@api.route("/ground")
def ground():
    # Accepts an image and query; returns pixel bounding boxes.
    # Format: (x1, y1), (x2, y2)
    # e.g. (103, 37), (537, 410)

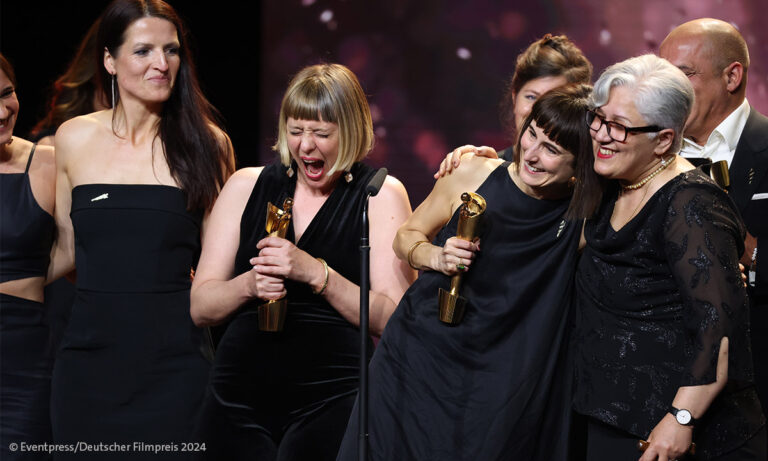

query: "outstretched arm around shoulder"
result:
(433, 144), (499, 179)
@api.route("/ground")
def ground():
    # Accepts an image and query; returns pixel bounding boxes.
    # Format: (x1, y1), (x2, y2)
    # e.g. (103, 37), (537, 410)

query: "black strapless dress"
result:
(337, 162), (580, 461)
(51, 185), (210, 459)
(197, 162), (376, 461)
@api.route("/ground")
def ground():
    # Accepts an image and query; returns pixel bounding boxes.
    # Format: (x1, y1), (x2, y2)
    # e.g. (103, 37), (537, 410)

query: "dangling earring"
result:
(286, 164), (294, 178)
(344, 171), (353, 183)
(110, 74), (117, 109)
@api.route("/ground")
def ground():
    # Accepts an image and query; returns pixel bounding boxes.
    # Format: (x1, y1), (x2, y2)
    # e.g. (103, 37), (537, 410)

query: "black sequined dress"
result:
(573, 169), (765, 458)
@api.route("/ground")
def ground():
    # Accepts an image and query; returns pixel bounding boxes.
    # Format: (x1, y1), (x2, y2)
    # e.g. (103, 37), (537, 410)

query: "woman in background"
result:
(0, 53), (56, 460)
(438, 33), (592, 174)
(497, 33), (593, 160)
(31, 18), (108, 146)
(49, 0), (234, 455)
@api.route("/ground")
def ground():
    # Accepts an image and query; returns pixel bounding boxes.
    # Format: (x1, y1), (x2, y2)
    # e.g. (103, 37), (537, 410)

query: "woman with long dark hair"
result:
(48, 0), (234, 454)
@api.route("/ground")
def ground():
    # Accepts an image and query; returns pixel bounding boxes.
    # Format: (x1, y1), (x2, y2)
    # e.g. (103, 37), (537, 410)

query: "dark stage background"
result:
(3, 0), (768, 204)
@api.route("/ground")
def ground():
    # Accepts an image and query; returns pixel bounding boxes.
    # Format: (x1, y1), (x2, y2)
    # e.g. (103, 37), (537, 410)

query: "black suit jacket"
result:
(730, 107), (768, 296)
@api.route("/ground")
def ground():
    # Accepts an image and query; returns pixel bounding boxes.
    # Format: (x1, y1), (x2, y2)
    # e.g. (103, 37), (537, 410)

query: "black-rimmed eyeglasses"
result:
(586, 109), (663, 143)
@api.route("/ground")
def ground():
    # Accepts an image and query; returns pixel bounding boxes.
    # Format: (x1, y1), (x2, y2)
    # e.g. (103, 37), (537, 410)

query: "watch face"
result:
(676, 409), (692, 425)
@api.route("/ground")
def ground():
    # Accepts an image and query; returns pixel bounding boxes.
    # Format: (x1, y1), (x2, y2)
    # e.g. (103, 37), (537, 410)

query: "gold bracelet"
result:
(313, 258), (329, 295)
(407, 240), (429, 270)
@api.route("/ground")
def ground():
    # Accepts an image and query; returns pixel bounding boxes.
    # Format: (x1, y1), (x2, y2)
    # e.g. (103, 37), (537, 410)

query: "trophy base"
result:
(438, 288), (466, 325)
(258, 298), (287, 331)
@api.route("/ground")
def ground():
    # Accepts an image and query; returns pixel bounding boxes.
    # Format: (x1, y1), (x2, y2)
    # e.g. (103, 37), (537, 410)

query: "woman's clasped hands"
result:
(249, 236), (328, 300)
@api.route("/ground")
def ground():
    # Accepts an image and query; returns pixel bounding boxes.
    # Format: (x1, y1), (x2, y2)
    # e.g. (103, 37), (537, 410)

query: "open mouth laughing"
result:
(301, 156), (325, 179)
(524, 161), (545, 173)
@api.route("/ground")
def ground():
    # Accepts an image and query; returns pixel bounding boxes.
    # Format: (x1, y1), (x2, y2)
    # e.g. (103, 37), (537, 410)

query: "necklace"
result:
(622, 181), (652, 224)
(622, 155), (675, 190)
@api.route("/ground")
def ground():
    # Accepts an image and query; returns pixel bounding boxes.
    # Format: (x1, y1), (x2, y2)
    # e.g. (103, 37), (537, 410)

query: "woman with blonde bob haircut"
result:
(190, 63), (414, 460)
(273, 63), (374, 176)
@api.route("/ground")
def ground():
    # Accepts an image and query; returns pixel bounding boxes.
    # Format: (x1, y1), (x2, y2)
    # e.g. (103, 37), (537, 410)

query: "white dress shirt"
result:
(679, 98), (751, 168)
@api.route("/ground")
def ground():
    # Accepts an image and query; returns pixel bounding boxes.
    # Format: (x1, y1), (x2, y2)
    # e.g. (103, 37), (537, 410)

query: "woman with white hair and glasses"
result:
(572, 54), (766, 460)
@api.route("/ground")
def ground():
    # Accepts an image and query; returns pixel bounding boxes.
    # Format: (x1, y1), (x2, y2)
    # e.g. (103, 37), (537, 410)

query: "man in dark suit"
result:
(661, 17), (768, 433)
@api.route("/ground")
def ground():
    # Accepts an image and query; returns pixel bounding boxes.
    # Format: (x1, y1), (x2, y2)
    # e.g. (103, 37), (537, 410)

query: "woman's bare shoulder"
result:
(55, 111), (110, 148)
(438, 154), (502, 191)
(220, 166), (264, 195)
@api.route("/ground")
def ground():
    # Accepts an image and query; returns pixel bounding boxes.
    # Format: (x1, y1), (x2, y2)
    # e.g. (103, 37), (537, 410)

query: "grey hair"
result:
(591, 54), (694, 152)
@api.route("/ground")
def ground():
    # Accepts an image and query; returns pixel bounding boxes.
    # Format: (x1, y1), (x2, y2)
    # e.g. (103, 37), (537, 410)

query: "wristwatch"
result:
(669, 406), (696, 426)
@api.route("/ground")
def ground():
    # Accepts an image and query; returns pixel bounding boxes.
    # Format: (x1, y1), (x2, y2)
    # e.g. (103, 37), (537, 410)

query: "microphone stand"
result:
(359, 168), (387, 461)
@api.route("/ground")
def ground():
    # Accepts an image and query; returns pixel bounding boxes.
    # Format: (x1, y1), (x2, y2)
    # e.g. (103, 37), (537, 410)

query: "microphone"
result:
(359, 166), (387, 461)
(365, 168), (388, 196)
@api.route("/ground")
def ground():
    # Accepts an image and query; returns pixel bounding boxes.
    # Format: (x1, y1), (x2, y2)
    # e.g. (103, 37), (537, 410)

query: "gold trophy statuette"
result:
(258, 197), (294, 332)
(438, 191), (486, 325)
(710, 160), (730, 190)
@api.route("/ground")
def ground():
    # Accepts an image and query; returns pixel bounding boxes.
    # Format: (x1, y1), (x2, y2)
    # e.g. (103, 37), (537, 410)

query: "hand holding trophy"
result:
(258, 197), (294, 331)
(437, 191), (486, 325)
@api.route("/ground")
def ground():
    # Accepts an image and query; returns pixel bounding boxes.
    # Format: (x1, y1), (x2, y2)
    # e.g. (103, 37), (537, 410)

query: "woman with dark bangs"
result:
(48, 0), (234, 454)
(189, 63), (414, 460)
(337, 84), (602, 461)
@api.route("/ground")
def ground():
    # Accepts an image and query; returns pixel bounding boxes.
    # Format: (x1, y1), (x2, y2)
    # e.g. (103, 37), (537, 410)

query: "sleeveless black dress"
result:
(51, 184), (210, 459)
(0, 146), (55, 460)
(337, 162), (580, 461)
(197, 162), (376, 461)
